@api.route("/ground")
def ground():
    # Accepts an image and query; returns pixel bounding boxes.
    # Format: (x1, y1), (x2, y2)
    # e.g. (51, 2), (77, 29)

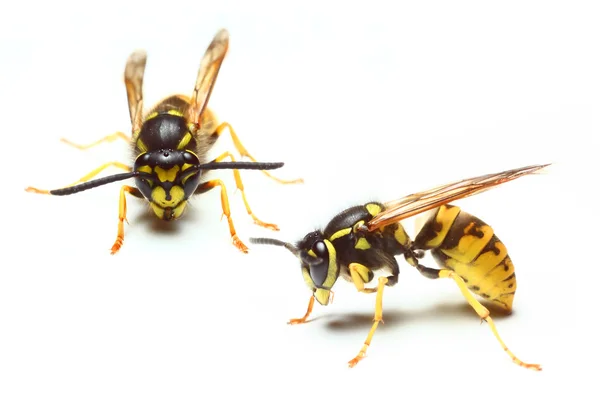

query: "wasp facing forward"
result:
(26, 29), (302, 254)
(251, 164), (548, 370)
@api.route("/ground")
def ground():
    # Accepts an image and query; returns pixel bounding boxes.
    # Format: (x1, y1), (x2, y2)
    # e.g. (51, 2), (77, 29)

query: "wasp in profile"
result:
(26, 29), (302, 254)
(251, 164), (548, 370)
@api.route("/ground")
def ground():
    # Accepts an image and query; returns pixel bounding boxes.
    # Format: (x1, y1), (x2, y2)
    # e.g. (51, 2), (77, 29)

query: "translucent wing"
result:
(124, 50), (147, 134)
(185, 29), (229, 126)
(367, 163), (550, 231)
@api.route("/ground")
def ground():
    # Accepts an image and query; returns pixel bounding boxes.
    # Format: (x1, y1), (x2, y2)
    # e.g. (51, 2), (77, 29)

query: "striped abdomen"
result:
(413, 204), (517, 312)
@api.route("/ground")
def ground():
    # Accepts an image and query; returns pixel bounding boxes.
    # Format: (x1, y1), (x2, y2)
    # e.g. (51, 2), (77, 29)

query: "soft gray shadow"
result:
(321, 300), (513, 334)
(131, 209), (184, 234)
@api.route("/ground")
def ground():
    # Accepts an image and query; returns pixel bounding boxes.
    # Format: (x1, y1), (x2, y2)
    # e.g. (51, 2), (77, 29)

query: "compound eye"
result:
(135, 176), (153, 200)
(312, 241), (327, 258)
(183, 151), (199, 165)
(308, 240), (330, 287)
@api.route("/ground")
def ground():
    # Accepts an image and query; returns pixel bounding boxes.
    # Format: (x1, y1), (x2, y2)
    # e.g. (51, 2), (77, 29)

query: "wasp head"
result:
(250, 231), (340, 306)
(133, 150), (202, 221)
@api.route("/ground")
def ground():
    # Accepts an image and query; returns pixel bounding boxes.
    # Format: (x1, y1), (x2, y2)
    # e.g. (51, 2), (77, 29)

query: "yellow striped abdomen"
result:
(413, 205), (517, 312)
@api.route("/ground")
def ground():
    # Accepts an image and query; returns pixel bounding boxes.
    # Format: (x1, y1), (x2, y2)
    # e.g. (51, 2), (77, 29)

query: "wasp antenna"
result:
(299, 250), (324, 266)
(249, 237), (286, 246)
(35, 172), (143, 196)
(195, 161), (284, 172)
(249, 237), (300, 255)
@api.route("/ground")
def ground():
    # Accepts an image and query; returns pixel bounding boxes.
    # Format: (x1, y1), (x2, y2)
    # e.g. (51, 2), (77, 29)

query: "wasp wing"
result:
(124, 50), (147, 134)
(366, 163), (550, 231)
(185, 29), (229, 126)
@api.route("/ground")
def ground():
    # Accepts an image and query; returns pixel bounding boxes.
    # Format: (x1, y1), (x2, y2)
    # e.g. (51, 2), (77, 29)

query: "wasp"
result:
(251, 163), (549, 370)
(26, 29), (302, 254)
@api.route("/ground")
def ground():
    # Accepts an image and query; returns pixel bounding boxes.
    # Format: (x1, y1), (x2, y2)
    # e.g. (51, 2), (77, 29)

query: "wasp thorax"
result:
(133, 150), (202, 221)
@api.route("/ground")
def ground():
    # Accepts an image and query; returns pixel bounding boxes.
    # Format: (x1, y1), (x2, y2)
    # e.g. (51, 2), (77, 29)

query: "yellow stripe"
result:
(136, 139), (148, 153)
(365, 203), (382, 217)
(442, 224), (495, 263)
(302, 266), (316, 291)
(355, 238), (371, 250)
(167, 109), (184, 117)
(321, 240), (338, 290)
(330, 227), (351, 241)
(144, 111), (159, 121)
(177, 132), (193, 150)
(393, 224), (410, 247)
(425, 205), (461, 248)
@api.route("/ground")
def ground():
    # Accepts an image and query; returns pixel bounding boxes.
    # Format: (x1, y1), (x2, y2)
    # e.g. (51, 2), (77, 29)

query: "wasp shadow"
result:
(318, 300), (513, 334)
(131, 207), (186, 235)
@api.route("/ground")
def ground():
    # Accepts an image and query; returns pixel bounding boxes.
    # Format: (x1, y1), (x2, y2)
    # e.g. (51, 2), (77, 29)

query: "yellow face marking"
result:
(424, 205), (462, 248)
(314, 288), (331, 306)
(172, 201), (187, 219)
(151, 186), (185, 208)
(355, 238), (371, 250)
(177, 132), (193, 150)
(320, 240), (338, 290)
(301, 266), (316, 291)
(150, 200), (188, 220)
(137, 165), (152, 174)
(330, 227), (351, 242)
(154, 166), (180, 182)
(365, 203), (382, 217)
(182, 163), (194, 171)
(303, 240), (338, 303)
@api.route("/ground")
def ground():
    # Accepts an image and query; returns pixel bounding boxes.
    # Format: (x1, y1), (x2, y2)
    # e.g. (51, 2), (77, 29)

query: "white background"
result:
(1, 1), (597, 402)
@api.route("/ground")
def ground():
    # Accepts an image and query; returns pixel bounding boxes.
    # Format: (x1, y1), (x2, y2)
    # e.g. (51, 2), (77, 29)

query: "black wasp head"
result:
(249, 230), (340, 306)
(132, 150), (202, 221)
(295, 231), (339, 305)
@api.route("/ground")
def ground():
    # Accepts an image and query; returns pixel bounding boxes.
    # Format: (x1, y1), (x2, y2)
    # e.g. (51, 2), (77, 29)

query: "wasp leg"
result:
(195, 179), (248, 253)
(111, 185), (142, 255)
(288, 295), (315, 325)
(349, 262), (378, 293)
(26, 162), (132, 194)
(211, 151), (279, 231)
(418, 266), (541, 371)
(214, 122), (304, 185)
(348, 275), (389, 368)
(60, 131), (129, 150)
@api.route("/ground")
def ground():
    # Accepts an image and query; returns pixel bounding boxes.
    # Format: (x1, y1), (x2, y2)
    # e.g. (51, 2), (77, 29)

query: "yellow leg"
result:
(215, 122), (304, 185)
(438, 269), (542, 371)
(348, 276), (389, 368)
(349, 263), (378, 293)
(196, 179), (248, 253)
(25, 162), (132, 194)
(61, 131), (129, 150)
(110, 185), (137, 255)
(212, 151), (279, 231)
(288, 295), (315, 325)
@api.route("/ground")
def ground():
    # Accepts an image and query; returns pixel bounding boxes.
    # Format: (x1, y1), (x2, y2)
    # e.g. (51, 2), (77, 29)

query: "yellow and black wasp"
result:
(251, 163), (549, 370)
(26, 28), (302, 254)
